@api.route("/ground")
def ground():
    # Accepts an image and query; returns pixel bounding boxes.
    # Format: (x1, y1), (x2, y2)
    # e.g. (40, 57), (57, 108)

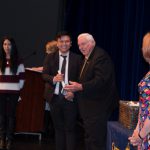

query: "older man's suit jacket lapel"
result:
(79, 48), (95, 81)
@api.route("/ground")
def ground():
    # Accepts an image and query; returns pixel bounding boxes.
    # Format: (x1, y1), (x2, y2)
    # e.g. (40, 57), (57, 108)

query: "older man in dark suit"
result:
(64, 33), (119, 150)
(42, 31), (81, 150)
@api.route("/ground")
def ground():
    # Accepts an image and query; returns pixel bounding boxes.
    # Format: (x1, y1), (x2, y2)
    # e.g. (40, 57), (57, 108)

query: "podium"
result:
(15, 69), (45, 140)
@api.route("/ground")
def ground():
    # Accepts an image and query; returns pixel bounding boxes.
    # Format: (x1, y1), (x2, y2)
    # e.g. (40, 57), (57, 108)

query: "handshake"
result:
(64, 81), (83, 92)
(55, 70), (83, 93)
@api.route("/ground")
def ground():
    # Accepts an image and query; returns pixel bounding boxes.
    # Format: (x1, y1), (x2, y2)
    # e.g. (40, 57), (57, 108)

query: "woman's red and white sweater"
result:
(0, 59), (25, 94)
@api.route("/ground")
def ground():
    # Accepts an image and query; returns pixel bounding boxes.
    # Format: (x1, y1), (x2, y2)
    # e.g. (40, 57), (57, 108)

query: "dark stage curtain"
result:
(63, 0), (150, 100)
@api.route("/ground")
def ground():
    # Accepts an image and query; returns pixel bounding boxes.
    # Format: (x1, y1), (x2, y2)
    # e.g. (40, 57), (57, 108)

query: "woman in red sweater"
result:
(0, 36), (25, 150)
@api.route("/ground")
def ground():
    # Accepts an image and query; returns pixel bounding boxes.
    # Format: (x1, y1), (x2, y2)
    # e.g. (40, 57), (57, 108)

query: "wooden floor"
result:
(12, 126), (84, 150)
(12, 135), (84, 150)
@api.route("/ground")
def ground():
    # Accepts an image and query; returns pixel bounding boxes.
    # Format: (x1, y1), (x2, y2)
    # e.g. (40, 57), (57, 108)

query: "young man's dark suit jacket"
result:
(42, 50), (82, 150)
(77, 46), (119, 150)
(42, 51), (82, 103)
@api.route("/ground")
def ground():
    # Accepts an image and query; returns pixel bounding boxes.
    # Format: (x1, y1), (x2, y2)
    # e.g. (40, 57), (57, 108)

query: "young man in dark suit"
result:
(64, 33), (119, 150)
(42, 31), (81, 150)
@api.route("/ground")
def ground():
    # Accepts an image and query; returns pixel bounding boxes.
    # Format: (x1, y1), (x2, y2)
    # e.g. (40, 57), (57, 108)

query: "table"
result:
(15, 69), (45, 140)
(107, 121), (136, 150)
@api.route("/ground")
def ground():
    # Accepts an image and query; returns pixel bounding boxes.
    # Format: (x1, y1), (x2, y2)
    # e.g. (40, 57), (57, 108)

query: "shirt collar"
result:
(59, 51), (69, 57)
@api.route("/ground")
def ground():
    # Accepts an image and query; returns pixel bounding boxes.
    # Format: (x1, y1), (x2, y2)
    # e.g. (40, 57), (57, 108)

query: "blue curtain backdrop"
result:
(63, 0), (150, 101)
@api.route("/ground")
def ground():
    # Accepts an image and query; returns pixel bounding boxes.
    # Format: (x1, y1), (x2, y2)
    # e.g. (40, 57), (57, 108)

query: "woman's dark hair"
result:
(0, 36), (19, 74)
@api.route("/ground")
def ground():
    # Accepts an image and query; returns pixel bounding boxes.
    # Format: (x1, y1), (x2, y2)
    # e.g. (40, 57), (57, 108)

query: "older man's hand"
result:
(64, 81), (83, 92)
